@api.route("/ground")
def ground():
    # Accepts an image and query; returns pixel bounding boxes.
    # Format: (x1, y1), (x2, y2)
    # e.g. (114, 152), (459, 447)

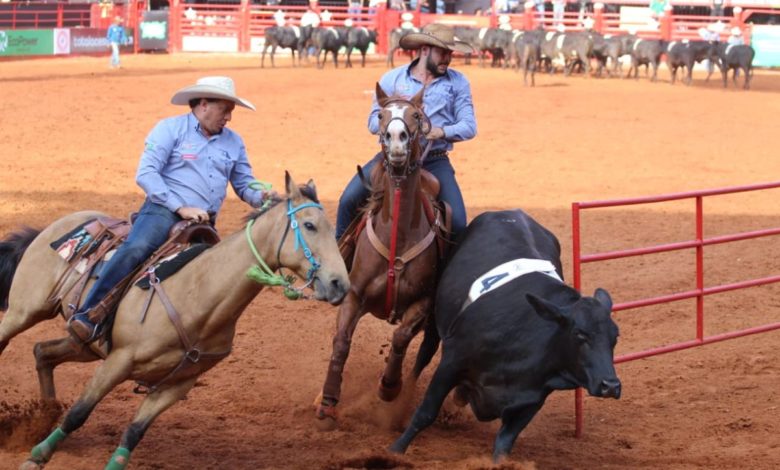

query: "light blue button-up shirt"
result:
(367, 59), (477, 153)
(136, 113), (263, 214)
(106, 24), (127, 45)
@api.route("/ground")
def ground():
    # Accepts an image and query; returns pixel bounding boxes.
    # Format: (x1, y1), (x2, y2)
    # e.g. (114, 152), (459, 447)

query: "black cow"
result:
(311, 27), (348, 69)
(387, 27), (416, 68)
(512, 30), (543, 86)
(472, 27), (513, 68)
(539, 31), (593, 76)
(390, 209), (621, 462)
(714, 43), (755, 90)
(345, 27), (377, 68)
(454, 26), (479, 65)
(261, 25), (314, 68)
(626, 38), (665, 82)
(666, 40), (717, 85)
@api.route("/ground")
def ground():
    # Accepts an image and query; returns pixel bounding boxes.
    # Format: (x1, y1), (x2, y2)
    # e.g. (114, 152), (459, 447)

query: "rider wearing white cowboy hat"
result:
(728, 26), (745, 45)
(67, 76), (274, 343)
(335, 23), (477, 245)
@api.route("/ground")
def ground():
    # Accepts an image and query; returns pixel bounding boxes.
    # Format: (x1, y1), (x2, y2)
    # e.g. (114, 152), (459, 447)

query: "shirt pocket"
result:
(212, 151), (235, 175)
(425, 84), (454, 116)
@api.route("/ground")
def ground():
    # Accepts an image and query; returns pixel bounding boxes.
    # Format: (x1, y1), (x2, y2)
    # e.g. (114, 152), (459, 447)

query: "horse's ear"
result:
(375, 82), (389, 107)
(411, 85), (425, 108)
(306, 178), (317, 198)
(285, 171), (301, 199)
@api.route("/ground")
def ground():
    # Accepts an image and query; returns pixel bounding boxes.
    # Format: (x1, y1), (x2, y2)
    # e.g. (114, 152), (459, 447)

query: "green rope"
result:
(104, 447), (131, 470)
(244, 207), (301, 300)
(249, 180), (273, 211)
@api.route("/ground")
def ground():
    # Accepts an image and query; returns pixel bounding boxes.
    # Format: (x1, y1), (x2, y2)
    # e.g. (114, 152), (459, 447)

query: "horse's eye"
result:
(413, 112), (419, 119)
(304, 221), (316, 232)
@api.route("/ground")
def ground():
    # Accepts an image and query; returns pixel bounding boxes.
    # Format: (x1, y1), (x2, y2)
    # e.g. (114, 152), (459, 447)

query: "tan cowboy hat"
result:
(171, 76), (255, 111)
(399, 23), (474, 54)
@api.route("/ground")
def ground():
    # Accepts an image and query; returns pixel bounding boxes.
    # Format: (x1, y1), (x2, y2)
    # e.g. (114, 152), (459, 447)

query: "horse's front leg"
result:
(316, 291), (364, 428)
(378, 296), (431, 402)
(102, 377), (197, 470)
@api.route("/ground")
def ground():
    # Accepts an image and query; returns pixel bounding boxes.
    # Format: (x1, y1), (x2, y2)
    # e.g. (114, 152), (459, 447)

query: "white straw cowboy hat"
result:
(171, 76), (256, 111)
(399, 23), (474, 54)
(731, 26), (742, 36)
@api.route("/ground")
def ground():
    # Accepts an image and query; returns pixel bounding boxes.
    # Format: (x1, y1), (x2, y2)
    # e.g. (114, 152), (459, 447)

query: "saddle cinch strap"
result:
(133, 268), (231, 395)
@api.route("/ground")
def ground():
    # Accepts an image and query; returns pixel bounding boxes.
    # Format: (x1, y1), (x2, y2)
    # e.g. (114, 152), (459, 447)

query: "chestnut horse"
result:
(0, 173), (349, 470)
(315, 84), (447, 427)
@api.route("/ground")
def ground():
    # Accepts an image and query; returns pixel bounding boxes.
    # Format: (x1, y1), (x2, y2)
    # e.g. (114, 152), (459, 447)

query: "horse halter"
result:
(245, 199), (323, 300)
(379, 99), (432, 181)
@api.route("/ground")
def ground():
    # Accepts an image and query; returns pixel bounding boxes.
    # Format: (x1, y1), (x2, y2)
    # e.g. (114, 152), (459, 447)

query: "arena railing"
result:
(571, 181), (780, 437)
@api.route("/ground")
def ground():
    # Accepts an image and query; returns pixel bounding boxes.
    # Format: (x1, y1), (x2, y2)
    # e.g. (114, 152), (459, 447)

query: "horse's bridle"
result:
(245, 198), (323, 300)
(379, 98), (432, 182)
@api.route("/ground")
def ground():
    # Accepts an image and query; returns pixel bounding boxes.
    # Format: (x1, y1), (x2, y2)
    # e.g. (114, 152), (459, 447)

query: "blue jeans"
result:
(110, 42), (121, 68)
(78, 200), (181, 313)
(336, 152), (467, 242)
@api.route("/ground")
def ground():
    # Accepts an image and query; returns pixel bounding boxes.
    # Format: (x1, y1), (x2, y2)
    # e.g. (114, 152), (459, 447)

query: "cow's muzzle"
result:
(600, 378), (622, 399)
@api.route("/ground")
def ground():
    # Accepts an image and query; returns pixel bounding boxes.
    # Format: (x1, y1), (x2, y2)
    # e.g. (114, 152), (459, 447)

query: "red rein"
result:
(385, 186), (402, 317)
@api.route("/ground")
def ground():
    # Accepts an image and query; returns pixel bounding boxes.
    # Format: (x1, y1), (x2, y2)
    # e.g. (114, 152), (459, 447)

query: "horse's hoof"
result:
(378, 376), (402, 402)
(314, 404), (338, 432)
(19, 460), (43, 470)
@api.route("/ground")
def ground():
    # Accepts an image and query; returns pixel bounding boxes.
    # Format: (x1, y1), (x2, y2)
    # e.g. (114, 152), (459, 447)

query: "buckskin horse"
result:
(315, 84), (448, 428)
(0, 173), (349, 470)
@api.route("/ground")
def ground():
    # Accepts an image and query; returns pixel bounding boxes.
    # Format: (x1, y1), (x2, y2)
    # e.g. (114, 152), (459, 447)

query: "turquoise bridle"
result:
(245, 197), (324, 300)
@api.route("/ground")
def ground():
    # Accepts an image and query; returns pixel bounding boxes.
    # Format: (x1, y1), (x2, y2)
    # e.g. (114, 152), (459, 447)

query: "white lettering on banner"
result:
(0, 31), (8, 53)
(460, 258), (562, 312)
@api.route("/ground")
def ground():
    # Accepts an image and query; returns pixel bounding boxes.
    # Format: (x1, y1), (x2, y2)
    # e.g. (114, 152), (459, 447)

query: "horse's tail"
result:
(0, 227), (40, 311)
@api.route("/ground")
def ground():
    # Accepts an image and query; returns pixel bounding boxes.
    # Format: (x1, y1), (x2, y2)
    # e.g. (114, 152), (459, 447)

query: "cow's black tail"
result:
(0, 227), (40, 311)
(412, 314), (441, 379)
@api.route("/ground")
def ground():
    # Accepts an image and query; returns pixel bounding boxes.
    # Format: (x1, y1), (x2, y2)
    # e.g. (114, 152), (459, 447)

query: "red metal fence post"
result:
(56, 1), (64, 28)
(593, 2), (604, 33)
(696, 196), (704, 341)
(660, 5), (673, 41)
(240, 0), (250, 53)
(169, 0), (181, 53)
(572, 202), (585, 438)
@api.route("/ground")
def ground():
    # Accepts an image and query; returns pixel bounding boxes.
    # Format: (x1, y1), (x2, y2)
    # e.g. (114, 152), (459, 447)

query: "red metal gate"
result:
(571, 181), (780, 436)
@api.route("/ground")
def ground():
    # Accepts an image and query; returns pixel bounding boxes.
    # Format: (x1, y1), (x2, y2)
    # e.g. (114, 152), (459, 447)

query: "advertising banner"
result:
(0, 29), (54, 56)
(139, 10), (169, 51)
(54, 28), (71, 55)
(70, 28), (134, 54)
(751, 25), (780, 67)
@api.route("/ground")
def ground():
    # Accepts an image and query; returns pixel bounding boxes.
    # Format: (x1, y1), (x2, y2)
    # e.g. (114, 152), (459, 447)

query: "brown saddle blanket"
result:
(49, 215), (220, 329)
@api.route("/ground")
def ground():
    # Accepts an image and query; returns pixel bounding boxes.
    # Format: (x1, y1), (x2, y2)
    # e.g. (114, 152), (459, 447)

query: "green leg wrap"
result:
(30, 427), (67, 463)
(104, 447), (131, 470)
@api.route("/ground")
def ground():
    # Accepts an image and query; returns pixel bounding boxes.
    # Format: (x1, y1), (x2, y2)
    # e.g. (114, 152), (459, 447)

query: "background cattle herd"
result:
(261, 23), (755, 89)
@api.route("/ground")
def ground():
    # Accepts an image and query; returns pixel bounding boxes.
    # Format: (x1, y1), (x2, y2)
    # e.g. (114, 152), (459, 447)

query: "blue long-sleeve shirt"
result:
(106, 24), (127, 45)
(368, 59), (477, 153)
(136, 113), (263, 214)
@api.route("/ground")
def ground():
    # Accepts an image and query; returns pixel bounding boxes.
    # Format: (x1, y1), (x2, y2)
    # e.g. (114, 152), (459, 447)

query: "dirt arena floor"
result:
(1, 53), (779, 469)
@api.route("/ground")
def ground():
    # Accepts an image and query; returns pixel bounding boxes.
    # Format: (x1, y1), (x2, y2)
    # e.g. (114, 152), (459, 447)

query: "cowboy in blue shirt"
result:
(68, 77), (277, 343)
(336, 23), (477, 243)
(106, 16), (128, 69)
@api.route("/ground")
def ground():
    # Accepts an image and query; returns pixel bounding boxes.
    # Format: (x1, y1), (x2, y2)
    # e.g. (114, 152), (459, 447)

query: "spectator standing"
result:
(106, 16), (128, 69)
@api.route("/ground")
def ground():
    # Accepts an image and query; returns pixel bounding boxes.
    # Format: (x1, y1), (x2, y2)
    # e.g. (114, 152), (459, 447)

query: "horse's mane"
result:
(244, 184), (320, 222)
